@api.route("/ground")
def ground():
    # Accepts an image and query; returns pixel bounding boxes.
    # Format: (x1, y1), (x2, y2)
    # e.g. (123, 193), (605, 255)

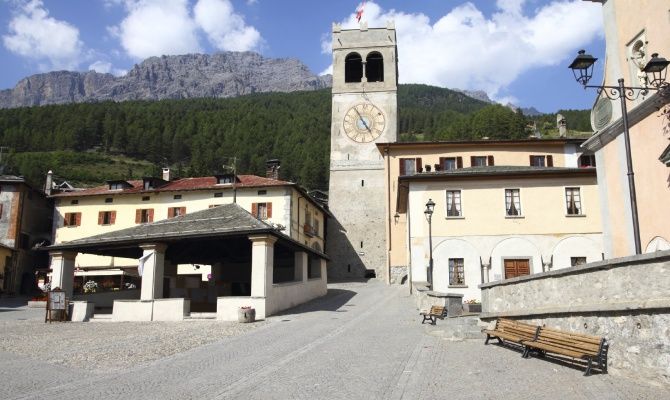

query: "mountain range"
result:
(0, 52), (332, 109)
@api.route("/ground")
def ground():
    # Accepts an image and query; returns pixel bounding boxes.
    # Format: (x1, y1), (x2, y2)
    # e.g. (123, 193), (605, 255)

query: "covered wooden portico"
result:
(46, 204), (328, 321)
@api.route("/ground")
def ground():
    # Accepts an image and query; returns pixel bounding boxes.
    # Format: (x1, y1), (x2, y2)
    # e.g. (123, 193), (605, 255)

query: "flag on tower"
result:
(356, 1), (366, 22)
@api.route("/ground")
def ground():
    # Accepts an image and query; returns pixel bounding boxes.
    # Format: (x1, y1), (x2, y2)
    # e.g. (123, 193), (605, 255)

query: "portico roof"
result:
(46, 203), (328, 261)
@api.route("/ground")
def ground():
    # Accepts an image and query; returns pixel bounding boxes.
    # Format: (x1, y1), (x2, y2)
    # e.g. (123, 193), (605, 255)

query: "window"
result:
(70, 199), (78, 205)
(142, 196), (150, 201)
(579, 154), (596, 167)
(366, 52), (384, 82)
(565, 187), (582, 215)
(440, 157), (462, 171)
(109, 182), (125, 190)
(530, 155), (553, 167)
(135, 209), (154, 224)
(105, 197), (113, 203)
(214, 192), (223, 198)
(505, 189), (521, 216)
(449, 258), (465, 285)
(471, 155), (494, 167)
(257, 190), (267, 195)
(252, 202), (272, 220)
(446, 190), (462, 217)
(168, 207), (186, 218)
(64, 212), (81, 227)
(217, 175), (235, 184)
(173, 195), (182, 200)
(571, 257), (587, 267)
(399, 158), (422, 175)
(98, 211), (116, 225)
(344, 52), (363, 83)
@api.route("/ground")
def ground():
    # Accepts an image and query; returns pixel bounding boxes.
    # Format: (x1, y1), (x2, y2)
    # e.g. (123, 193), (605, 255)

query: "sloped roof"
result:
(47, 203), (328, 260)
(51, 175), (291, 198)
(660, 143), (670, 167)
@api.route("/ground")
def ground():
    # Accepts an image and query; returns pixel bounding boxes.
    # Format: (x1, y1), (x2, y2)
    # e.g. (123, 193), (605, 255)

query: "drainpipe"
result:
(385, 146), (391, 285)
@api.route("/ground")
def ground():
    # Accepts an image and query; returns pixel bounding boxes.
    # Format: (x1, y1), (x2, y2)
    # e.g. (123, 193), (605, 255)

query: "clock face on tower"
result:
(343, 103), (386, 143)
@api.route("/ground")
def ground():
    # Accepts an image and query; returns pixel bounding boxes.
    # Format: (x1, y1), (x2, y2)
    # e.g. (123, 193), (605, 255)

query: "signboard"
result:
(45, 289), (68, 323)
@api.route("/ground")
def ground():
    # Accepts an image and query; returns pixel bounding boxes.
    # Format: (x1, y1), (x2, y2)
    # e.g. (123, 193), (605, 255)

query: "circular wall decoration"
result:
(343, 103), (386, 143)
(592, 97), (613, 131)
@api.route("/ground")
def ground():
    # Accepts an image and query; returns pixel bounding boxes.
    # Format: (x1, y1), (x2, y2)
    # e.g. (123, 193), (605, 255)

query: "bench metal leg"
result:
(521, 346), (530, 358)
(584, 357), (593, 376)
(485, 334), (491, 345)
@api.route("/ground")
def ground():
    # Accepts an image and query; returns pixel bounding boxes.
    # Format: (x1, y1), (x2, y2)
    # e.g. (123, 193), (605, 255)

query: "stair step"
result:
(186, 312), (217, 320)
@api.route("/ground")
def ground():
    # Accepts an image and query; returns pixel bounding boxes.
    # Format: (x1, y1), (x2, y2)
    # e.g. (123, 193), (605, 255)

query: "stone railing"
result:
(479, 250), (670, 387)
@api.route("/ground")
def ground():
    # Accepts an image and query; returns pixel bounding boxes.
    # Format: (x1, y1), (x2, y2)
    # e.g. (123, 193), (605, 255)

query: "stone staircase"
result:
(424, 314), (488, 341)
(88, 313), (113, 322)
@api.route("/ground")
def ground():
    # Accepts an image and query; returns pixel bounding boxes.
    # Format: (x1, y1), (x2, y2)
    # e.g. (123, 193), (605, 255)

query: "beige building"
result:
(580, 0), (670, 257)
(379, 139), (603, 301)
(47, 165), (329, 319)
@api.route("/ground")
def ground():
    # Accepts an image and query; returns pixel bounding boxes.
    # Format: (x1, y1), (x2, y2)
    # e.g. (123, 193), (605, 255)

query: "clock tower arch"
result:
(326, 22), (398, 281)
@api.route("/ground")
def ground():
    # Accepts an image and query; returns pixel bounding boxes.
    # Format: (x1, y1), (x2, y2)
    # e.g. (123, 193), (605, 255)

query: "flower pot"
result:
(238, 307), (256, 323)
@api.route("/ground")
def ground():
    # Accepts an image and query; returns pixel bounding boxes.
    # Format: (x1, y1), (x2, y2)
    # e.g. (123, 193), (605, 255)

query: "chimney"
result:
(557, 114), (567, 138)
(162, 167), (171, 181)
(266, 159), (281, 180)
(44, 170), (53, 195)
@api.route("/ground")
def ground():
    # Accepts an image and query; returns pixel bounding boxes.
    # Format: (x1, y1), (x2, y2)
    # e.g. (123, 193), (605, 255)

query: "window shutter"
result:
(438, 157), (446, 170)
(457, 157), (463, 168)
(64, 213), (70, 227)
(416, 158), (423, 172)
(547, 155), (554, 167)
(470, 156), (476, 167)
(148, 209), (154, 222)
(75, 213), (81, 226)
(180, 207), (186, 216)
(135, 209), (141, 224)
(399, 159), (406, 176)
(267, 203), (272, 218)
(98, 211), (104, 225)
(252, 203), (258, 217)
(110, 211), (116, 224)
(487, 155), (494, 166)
(168, 208), (174, 218)
(529, 155), (534, 166)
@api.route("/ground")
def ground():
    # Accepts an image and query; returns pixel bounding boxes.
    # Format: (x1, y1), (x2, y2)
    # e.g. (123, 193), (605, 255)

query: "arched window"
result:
(345, 52), (363, 83)
(366, 52), (384, 82)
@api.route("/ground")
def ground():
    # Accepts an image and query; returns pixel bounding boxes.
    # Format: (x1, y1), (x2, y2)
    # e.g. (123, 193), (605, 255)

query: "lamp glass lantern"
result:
(425, 199), (435, 216)
(568, 50), (598, 86)
(643, 53), (670, 88)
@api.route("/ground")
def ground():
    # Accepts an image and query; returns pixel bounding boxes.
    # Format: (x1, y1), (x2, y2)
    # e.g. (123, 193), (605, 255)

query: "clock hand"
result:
(353, 108), (372, 132)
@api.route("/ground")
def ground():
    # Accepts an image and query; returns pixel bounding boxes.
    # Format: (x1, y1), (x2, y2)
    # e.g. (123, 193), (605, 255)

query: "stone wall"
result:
(479, 250), (670, 387)
(389, 266), (407, 285)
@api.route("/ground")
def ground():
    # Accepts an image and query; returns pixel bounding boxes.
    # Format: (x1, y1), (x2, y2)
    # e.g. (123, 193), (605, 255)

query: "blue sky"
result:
(0, 0), (605, 113)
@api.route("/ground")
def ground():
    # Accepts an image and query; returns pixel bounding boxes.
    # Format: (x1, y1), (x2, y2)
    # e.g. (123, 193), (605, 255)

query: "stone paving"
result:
(0, 282), (667, 400)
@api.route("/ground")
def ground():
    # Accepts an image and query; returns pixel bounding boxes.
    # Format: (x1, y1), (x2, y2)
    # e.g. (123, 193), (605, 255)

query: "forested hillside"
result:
(0, 84), (591, 190)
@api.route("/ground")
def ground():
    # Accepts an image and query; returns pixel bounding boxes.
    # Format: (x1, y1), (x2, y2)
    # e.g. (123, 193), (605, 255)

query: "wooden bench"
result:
(483, 318), (540, 346)
(420, 305), (447, 325)
(521, 326), (608, 376)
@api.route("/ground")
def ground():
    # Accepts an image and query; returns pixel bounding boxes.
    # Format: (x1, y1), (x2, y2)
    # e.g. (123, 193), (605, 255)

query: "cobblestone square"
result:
(0, 282), (667, 400)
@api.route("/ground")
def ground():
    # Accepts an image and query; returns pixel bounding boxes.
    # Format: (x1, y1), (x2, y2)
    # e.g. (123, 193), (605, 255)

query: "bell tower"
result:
(326, 21), (398, 281)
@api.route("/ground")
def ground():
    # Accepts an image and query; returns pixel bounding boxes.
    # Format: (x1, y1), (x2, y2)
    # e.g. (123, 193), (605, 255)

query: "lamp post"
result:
(424, 198), (435, 289)
(568, 50), (669, 255)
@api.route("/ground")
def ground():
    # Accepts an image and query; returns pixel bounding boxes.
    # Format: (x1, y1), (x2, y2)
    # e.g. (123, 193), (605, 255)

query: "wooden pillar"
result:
(139, 243), (167, 301)
(248, 235), (277, 298)
(49, 251), (77, 298)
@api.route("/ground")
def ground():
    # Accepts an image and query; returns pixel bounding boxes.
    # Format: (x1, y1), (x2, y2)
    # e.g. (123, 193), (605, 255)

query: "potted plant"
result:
(238, 306), (256, 323)
(463, 299), (482, 313)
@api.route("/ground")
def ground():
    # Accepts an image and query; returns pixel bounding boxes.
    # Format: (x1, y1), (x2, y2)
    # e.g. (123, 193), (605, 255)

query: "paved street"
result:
(0, 282), (667, 400)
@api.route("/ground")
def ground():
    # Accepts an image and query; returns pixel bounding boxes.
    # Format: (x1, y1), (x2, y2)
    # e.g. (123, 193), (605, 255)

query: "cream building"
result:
(579, 0), (670, 257)
(47, 164), (329, 319)
(379, 139), (603, 301)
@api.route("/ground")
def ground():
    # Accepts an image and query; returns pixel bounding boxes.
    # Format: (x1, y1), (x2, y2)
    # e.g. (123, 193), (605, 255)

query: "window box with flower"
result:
(463, 298), (481, 313)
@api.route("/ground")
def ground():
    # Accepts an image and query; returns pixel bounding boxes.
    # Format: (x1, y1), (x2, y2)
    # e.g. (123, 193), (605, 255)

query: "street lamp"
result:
(569, 50), (669, 254)
(424, 198), (435, 289)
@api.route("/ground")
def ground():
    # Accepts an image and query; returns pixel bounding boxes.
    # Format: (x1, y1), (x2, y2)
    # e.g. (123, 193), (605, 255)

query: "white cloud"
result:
(88, 60), (127, 76)
(194, 0), (261, 52)
(319, 65), (332, 76)
(112, 0), (202, 59)
(323, 0), (603, 100)
(2, 0), (84, 71)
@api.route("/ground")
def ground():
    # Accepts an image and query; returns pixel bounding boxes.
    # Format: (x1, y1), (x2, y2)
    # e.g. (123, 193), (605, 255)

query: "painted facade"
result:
(51, 172), (326, 282)
(327, 22), (399, 281)
(0, 176), (52, 294)
(379, 140), (603, 300)
(582, 0), (670, 257)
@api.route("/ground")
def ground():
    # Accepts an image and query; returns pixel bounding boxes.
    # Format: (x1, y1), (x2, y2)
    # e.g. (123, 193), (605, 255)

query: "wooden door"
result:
(504, 259), (530, 279)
